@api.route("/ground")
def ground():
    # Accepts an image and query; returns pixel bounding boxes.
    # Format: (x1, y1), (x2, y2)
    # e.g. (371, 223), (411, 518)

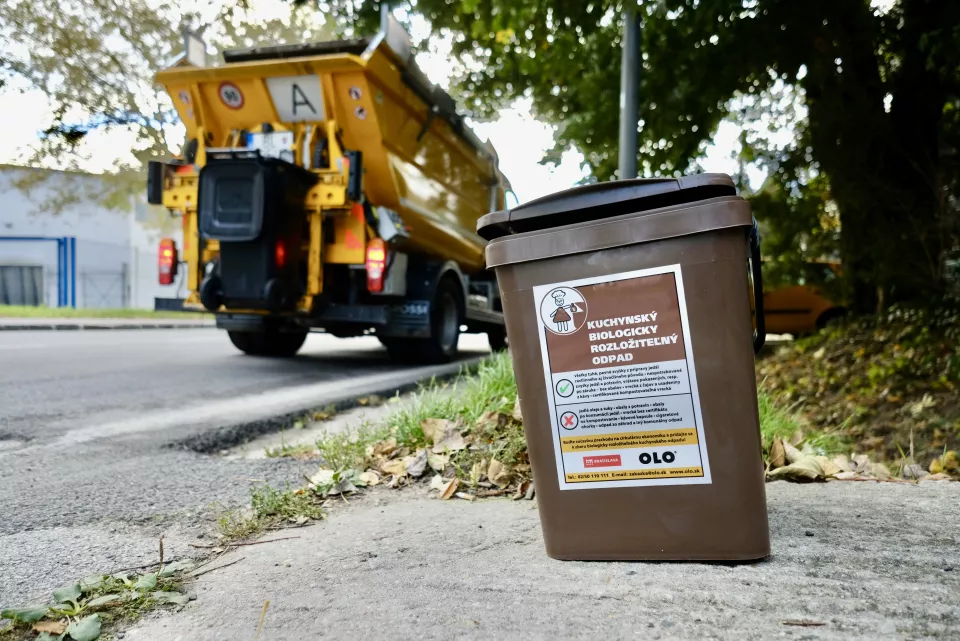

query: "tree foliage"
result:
(4, 0), (958, 309)
(0, 0), (329, 218)
(396, 0), (960, 311)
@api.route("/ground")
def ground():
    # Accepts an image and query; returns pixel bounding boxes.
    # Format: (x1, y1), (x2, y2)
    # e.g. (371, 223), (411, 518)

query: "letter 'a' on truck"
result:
(147, 12), (514, 362)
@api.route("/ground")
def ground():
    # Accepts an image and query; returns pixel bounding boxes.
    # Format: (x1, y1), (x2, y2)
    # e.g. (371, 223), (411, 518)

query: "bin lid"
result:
(477, 173), (736, 240)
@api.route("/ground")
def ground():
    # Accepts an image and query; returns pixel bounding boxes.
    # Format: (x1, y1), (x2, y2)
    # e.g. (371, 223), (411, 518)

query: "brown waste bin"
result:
(478, 174), (770, 561)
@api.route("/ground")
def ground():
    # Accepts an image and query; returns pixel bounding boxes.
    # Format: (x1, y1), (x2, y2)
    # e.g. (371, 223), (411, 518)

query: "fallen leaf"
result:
(782, 441), (804, 465)
(487, 459), (512, 488)
(420, 419), (451, 445)
(372, 437), (398, 458)
(405, 449), (428, 478)
(427, 453), (449, 472)
(357, 471), (380, 486)
(524, 482), (536, 500)
(513, 481), (530, 500)
(907, 393), (937, 417)
(769, 438), (786, 468)
(814, 456), (842, 478)
(851, 454), (870, 473)
(867, 462), (891, 480)
(919, 472), (953, 481)
(477, 410), (504, 430)
(833, 471), (859, 480)
(429, 474), (447, 491)
(65, 614), (101, 641)
(33, 621), (66, 634)
(432, 431), (466, 453)
(380, 458), (407, 477)
(470, 461), (485, 484)
(766, 457), (824, 482)
(512, 399), (523, 422)
(439, 478), (459, 500)
(487, 459), (505, 482)
(831, 454), (854, 473)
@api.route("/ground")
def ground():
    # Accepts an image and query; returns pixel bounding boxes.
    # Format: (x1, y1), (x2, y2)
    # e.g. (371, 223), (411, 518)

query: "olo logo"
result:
(639, 451), (675, 465)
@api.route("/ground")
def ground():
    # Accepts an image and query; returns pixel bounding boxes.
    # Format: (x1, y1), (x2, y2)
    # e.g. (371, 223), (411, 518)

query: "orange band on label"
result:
(559, 428), (698, 453)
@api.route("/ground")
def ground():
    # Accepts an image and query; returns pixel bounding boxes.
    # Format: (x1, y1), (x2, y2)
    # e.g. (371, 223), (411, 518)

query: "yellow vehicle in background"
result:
(148, 11), (512, 362)
(763, 261), (845, 336)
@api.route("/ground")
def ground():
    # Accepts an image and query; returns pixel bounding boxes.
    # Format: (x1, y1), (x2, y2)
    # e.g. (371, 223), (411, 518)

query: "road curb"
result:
(172, 356), (486, 454)
(0, 322), (215, 331)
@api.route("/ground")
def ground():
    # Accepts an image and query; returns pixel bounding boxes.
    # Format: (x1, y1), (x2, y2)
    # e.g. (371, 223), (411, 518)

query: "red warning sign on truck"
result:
(532, 264), (712, 490)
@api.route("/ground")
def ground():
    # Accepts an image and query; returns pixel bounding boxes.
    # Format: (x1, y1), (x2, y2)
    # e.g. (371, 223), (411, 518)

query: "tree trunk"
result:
(802, 0), (950, 312)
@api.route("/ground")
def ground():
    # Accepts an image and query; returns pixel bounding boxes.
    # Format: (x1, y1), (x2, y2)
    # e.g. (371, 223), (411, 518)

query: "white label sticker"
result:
(533, 264), (711, 490)
(218, 82), (244, 109)
(249, 131), (295, 162)
(266, 75), (325, 122)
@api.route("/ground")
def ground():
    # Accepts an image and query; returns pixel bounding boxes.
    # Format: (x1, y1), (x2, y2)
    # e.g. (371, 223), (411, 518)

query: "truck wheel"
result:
(487, 326), (508, 352)
(383, 277), (462, 364)
(228, 329), (307, 357)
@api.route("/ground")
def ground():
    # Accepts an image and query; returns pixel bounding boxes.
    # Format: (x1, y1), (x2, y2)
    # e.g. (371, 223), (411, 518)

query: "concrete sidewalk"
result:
(0, 317), (214, 330)
(125, 481), (960, 641)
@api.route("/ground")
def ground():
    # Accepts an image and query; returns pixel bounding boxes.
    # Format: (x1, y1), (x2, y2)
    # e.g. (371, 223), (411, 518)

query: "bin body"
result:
(480, 176), (770, 561)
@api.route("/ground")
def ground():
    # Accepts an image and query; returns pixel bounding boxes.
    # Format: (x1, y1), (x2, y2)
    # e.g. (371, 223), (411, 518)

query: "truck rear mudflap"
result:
(197, 152), (317, 311)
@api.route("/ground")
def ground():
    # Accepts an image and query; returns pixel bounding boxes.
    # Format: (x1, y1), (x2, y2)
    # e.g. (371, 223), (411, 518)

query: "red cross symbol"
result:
(560, 412), (578, 430)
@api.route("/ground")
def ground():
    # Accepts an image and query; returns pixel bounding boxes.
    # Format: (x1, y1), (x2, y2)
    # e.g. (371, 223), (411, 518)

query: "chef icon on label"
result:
(540, 287), (587, 335)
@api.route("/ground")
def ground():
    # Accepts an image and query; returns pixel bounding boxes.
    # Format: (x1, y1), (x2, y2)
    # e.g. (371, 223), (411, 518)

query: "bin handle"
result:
(749, 218), (765, 354)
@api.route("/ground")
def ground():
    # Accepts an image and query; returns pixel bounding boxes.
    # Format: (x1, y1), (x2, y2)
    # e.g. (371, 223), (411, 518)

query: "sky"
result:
(0, 0), (819, 204)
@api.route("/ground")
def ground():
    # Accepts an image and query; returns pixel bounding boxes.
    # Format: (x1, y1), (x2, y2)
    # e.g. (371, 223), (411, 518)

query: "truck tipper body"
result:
(148, 14), (513, 362)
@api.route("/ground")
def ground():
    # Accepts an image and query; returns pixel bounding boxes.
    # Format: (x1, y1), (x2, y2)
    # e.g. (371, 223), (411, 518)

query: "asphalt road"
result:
(0, 329), (489, 604)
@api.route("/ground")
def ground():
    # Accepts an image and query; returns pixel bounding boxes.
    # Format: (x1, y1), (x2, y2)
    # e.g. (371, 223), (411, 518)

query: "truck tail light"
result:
(275, 239), (286, 269)
(366, 238), (387, 293)
(158, 238), (178, 285)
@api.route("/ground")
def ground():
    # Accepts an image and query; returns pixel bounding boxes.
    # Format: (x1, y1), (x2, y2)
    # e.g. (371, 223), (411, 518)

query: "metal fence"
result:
(81, 268), (128, 309)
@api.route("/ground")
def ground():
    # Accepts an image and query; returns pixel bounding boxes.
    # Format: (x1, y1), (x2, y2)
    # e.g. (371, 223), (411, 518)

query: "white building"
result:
(0, 165), (182, 309)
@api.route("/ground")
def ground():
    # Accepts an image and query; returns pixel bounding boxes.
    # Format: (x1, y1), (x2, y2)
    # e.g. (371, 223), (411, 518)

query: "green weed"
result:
(314, 423), (385, 471)
(216, 484), (324, 542)
(386, 352), (517, 447)
(757, 388), (802, 450)
(1, 561), (192, 641)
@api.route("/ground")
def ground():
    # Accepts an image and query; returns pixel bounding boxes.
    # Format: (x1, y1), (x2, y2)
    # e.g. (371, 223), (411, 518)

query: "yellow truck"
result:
(148, 13), (513, 362)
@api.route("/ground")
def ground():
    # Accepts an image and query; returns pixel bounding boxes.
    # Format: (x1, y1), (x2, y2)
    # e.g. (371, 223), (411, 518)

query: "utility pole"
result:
(618, 3), (641, 180)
